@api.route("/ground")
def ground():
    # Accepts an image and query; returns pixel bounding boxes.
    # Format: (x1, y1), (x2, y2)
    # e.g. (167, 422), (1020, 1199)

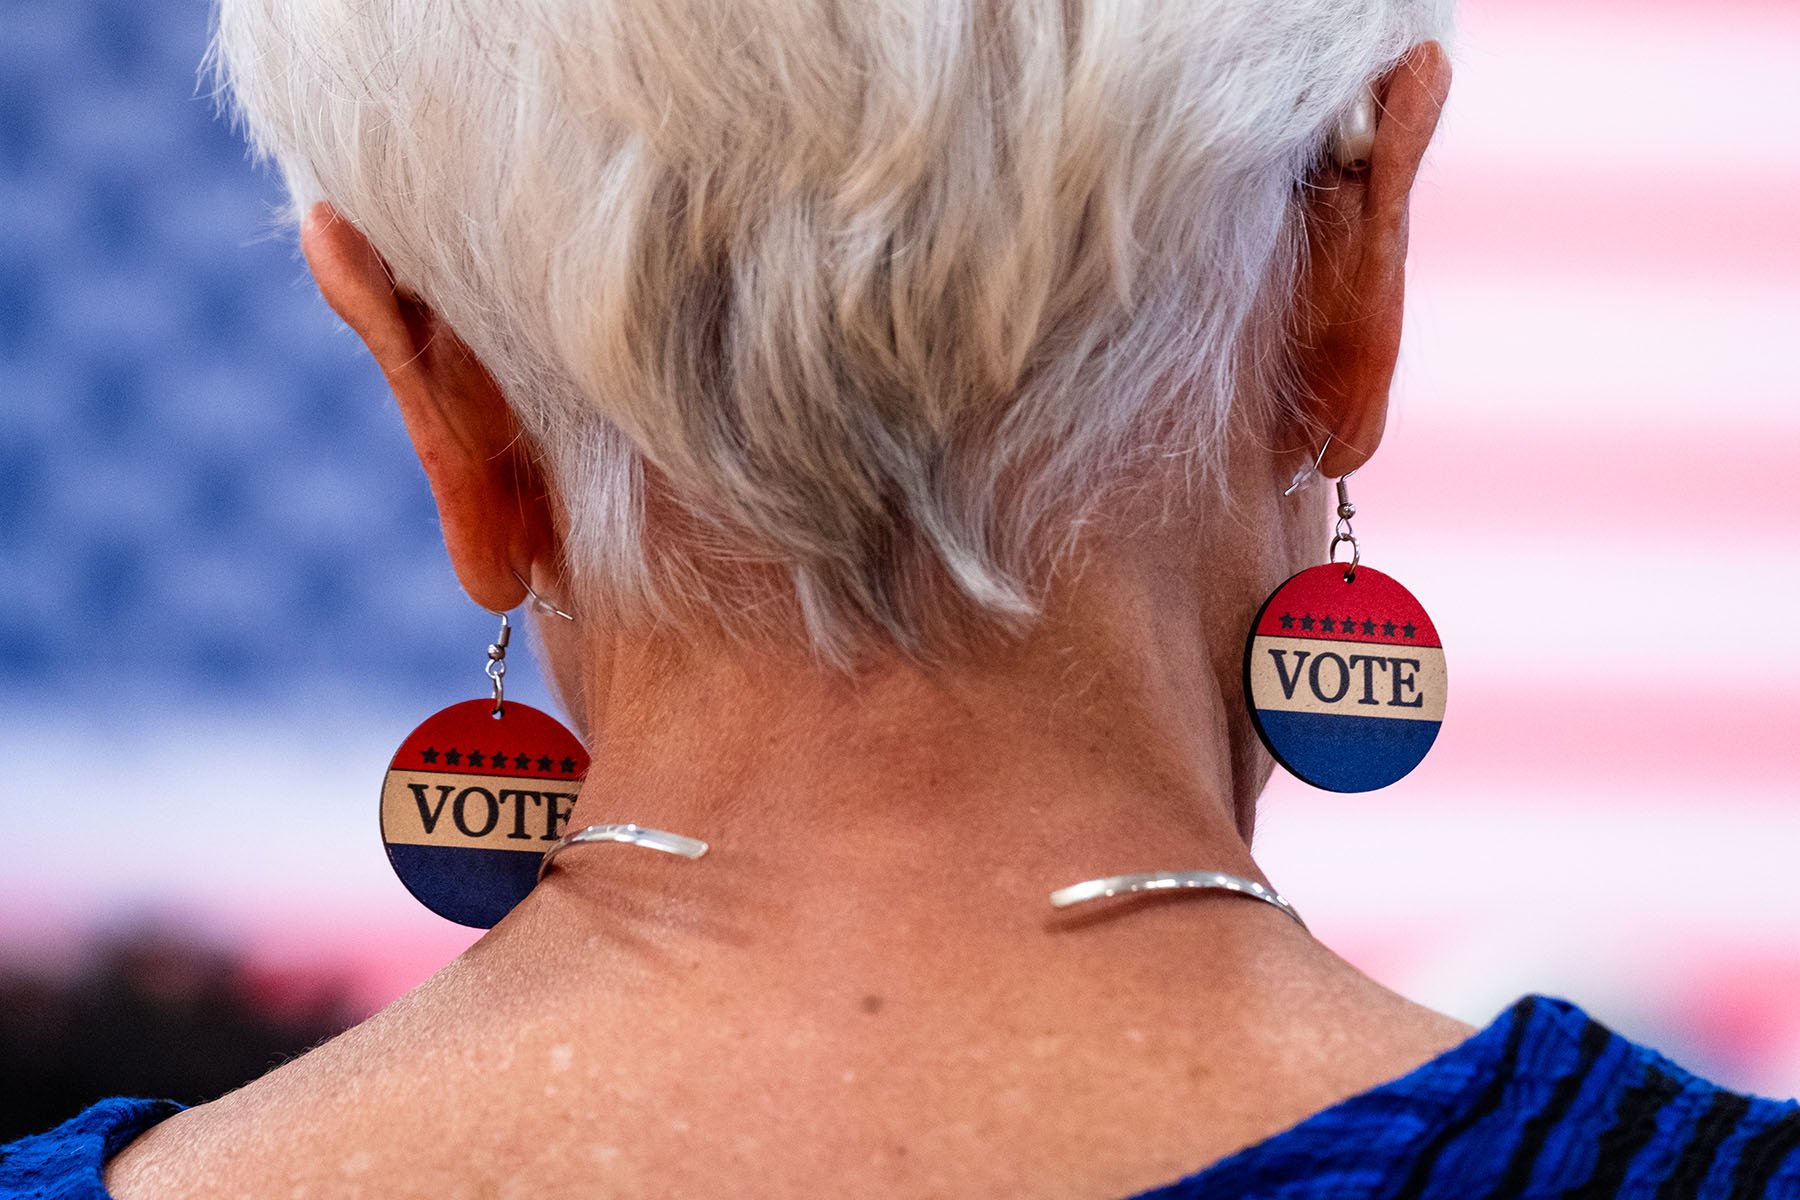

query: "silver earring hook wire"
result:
(1283, 435), (1332, 496)
(483, 572), (572, 718)
(1282, 436), (1363, 580)
(1330, 471), (1360, 582)
(510, 569), (575, 621)
(485, 611), (510, 716)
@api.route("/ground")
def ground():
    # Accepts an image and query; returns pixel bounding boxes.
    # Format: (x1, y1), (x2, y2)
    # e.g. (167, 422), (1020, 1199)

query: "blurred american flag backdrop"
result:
(1, 0), (1797, 1120)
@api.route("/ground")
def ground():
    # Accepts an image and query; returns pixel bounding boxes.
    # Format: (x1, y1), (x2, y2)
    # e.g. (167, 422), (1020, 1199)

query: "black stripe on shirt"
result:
(1727, 1110), (1800, 1199)
(1390, 996), (1539, 1200)
(1558, 1065), (1684, 1199)
(1655, 1090), (1753, 1200)
(1482, 1019), (1612, 1198)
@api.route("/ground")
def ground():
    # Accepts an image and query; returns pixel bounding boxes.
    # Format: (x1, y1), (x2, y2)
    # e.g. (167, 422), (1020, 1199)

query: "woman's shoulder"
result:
(10, 995), (1798, 1199)
(1133, 993), (1800, 1198)
(0, 1098), (182, 1199)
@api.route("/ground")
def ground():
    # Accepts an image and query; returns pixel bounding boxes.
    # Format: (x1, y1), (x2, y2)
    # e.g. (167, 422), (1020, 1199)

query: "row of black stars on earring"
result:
(418, 747), (581, 773)
(1278, 612), (1418, 639)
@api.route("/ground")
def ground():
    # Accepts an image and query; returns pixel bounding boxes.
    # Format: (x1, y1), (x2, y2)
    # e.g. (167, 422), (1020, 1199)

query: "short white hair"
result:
(213, 0), (1453, 660)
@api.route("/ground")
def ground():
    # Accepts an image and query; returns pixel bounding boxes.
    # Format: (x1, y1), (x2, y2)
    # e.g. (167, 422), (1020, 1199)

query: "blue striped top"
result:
(1127, 995), (1800, 1198)
(4, 995), (1797, 1198)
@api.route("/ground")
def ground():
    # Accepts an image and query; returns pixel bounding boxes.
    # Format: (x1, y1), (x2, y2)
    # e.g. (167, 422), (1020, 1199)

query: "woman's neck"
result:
(533, 515), (1298, 940)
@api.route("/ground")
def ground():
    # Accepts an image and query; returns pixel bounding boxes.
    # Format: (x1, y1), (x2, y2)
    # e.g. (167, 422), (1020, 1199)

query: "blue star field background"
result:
(2, 0), (550, 715)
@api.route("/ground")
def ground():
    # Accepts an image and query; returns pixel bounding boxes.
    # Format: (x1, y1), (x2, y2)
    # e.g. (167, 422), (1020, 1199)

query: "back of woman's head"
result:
(213, 0), (1454, 660)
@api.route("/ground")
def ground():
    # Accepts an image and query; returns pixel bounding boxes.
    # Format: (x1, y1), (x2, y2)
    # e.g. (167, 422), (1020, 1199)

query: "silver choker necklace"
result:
(1051, 871), (1306, 930)
(540, 825), (1304, 930)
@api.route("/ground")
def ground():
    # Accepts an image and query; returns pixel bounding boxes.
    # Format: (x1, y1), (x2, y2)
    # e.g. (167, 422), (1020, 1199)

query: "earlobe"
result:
(300, 203), (557, 614)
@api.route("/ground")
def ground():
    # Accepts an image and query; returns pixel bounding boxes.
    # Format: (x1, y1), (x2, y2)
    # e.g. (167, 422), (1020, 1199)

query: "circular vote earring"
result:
(379, 589), (590, 928)
(1243, 446), (1447, 792)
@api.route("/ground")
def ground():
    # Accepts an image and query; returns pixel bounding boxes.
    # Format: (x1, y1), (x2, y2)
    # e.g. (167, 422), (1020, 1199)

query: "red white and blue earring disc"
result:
(1244, 469), (1447, 792)
(380, 609), (588, 927)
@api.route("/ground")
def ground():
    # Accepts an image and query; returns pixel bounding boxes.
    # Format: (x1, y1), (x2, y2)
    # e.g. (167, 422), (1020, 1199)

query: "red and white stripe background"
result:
(4, 0), (1797, 1095)
(1258, 0), (1800, 1092)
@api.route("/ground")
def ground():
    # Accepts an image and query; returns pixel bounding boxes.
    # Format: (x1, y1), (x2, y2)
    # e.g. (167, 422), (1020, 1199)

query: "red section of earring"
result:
(1248, 565), (1440, 648)
(379, 699), (589, 928)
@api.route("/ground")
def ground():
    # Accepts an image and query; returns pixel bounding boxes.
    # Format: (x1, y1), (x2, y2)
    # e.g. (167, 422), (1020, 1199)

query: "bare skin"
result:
(110, 44), (1460, 1200)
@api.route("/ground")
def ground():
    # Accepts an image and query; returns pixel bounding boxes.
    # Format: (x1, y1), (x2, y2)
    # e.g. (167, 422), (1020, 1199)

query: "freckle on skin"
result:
(859, 994), (883, 1014)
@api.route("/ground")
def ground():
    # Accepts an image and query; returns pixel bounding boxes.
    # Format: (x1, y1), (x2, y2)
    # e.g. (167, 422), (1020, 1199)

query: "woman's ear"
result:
(299, 203), (555, 613)
(1294, 41), (1452, 481)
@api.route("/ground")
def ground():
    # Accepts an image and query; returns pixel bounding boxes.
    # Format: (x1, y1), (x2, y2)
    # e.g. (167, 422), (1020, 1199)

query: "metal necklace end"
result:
(538, 823), (711, 882)
(1050, 870), (1308, 931)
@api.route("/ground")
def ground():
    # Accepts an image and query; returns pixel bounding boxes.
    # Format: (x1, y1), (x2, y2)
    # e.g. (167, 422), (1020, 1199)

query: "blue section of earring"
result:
(383, 843), (548, 930)
(1249, 709), (1443, 794)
